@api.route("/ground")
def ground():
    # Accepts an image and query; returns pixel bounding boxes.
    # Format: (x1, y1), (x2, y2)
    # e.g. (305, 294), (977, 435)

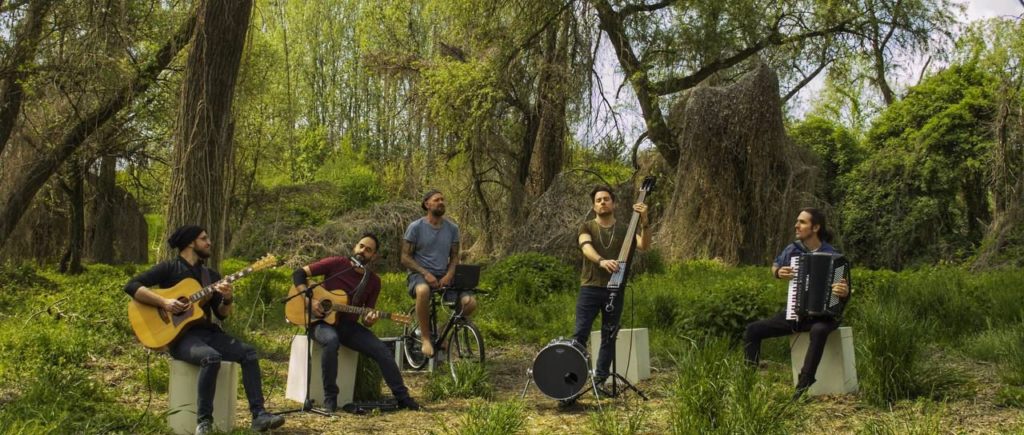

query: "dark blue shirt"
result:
(124, 256), (227, 327)
(773, 241), (838, 268)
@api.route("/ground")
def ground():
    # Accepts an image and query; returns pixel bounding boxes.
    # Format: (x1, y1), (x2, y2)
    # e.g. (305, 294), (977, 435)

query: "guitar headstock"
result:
(641, 176), (656, 192)
(251, 254), (279, 272)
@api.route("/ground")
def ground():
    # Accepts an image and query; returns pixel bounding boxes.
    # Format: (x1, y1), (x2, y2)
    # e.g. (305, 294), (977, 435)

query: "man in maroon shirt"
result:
(291, 233), (420, 412)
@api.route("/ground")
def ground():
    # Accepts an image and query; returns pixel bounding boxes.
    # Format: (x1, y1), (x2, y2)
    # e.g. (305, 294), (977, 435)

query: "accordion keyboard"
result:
(785, 256), (800, 321)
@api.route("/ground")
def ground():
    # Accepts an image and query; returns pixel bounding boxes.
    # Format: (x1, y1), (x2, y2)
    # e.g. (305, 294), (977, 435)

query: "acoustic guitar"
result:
(284, 285), (412, 327)
(127, 254), (278, 350)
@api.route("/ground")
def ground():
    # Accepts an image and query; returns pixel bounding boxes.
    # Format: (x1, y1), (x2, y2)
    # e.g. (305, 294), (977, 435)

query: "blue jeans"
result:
(572, 286), (624, 379)
(168, 327), (266, 422)
(312, 320), (410, 401)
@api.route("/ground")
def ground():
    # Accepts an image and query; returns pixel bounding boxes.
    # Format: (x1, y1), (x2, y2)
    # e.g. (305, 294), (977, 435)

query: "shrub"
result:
(424, 362), (493, 401)
(668, 338), (800, 435)
(481, 252), (577, 303)
(852, 301), (969, 406)
(446, 399), (526, 435)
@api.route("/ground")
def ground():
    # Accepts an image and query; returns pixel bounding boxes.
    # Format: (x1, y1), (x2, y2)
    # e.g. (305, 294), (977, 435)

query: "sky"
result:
(583, 0), (1024, 150)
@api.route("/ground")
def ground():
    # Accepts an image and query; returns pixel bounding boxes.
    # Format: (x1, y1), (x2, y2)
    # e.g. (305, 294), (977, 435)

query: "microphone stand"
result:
(275, 258), (364, 417)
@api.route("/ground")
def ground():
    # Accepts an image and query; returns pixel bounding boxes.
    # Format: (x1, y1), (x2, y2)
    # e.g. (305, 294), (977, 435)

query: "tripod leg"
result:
(520, 371), (533, 399)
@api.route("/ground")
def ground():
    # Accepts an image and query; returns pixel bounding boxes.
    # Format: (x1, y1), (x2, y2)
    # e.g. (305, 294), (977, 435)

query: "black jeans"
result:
(743, 310), (839, 382)
(312, 320), (410, 401)
(168, 327), (266, 422)
(572, 286), (625, 379)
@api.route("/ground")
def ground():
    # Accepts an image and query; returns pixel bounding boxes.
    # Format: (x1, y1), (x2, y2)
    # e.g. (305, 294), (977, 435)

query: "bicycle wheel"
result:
(446, 320), (485, 381)
(402, 305), (429, 370)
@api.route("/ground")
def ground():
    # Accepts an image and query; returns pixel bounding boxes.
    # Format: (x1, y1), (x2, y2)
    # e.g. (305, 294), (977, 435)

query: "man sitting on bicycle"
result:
(401, 190), (478, 359)
(292, 233), (420, 412)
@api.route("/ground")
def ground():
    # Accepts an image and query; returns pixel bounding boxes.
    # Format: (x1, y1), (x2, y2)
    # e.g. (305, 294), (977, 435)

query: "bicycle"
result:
(402, 286), (486, 381)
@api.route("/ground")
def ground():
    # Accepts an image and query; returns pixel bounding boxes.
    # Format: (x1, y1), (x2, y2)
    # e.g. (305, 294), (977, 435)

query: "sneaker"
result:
(251, 411), (285, 432)
(396, 396), (421, 411)
(195, 419), (213, 435)
(323, 397), (337, 413)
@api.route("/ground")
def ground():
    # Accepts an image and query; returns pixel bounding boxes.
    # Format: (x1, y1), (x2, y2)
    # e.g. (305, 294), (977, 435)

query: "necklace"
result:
(597, 221), (615, 250)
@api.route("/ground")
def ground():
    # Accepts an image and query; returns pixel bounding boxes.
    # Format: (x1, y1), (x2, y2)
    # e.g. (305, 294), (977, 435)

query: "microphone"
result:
(350, 255), (365, 269)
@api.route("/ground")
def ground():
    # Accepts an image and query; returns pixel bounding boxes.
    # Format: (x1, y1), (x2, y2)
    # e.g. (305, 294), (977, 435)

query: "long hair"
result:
(800, 207), (832, 243)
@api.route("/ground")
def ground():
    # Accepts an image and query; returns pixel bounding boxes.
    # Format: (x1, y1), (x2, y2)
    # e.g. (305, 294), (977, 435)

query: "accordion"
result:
(785, 252), (851, 321)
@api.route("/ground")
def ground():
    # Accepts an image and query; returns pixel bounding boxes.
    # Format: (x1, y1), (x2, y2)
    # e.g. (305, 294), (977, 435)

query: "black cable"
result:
(129, 349), (154, 433)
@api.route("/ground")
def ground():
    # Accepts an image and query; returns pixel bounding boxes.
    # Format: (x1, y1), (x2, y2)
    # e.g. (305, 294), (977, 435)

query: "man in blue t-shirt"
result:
(743, 208), (850, 400)
(400, 190), (477, 358)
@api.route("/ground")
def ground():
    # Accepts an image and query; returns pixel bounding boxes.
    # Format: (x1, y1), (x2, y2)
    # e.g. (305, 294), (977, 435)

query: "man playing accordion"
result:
(743, 208), (850, 400)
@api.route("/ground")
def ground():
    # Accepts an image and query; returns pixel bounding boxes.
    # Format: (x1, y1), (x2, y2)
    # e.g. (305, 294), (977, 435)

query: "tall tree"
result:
(0, 9), (196, 251)
(163, 0), (253, 268)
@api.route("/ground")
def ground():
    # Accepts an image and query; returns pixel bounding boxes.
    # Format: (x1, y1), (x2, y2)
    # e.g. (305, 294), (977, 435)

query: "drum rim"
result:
(531, 340), (590, 400)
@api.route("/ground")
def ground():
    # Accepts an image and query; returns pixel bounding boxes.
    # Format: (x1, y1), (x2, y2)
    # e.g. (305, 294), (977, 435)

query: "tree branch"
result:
(0, 12), (196, 248)
(618, 0), (676, 17)
(651, 20), (851, 96)
(782, 57), (833, 105)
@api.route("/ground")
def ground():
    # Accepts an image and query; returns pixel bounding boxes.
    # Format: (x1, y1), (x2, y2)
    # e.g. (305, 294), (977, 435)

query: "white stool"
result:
(285, 335), (359, 407)
(790, 326), (858, 395)
(380, 336), (404, 369)
(589, 328), (651, 383)
(167, 360), (238, 435)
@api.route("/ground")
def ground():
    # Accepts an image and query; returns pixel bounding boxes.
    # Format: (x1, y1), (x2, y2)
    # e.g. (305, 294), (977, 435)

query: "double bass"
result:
(605, 176), (656, 312)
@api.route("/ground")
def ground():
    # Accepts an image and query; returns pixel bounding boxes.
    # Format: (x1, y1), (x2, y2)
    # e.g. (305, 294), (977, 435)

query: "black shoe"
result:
(396, 396), (421, 411)
(323, 398), (337, 413)
(251, 411), (285, 432)
(195, 419), (213, 435)
(792, 376), (815, 401)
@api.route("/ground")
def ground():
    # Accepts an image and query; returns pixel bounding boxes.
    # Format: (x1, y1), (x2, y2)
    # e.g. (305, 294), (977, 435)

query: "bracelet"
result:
(773, 268), (781, 279)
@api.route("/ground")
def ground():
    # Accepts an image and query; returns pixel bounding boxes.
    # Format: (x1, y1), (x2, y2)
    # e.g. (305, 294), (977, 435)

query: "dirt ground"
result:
(116, 343), (1023, 434)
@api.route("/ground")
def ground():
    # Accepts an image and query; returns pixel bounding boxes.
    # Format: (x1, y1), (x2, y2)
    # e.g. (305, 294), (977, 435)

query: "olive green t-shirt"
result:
(580, 220), (626, 288)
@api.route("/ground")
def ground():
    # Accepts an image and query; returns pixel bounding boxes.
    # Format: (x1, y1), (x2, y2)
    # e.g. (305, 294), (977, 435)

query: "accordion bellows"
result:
(786, 253), (851, 321)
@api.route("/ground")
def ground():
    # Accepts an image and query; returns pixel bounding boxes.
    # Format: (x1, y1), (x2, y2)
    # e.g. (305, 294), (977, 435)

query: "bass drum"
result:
(531, 338), (590, 400)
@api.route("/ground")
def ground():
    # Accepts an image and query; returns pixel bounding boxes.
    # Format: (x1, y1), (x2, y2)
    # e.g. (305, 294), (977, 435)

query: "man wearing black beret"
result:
(124, 225), (284, 434)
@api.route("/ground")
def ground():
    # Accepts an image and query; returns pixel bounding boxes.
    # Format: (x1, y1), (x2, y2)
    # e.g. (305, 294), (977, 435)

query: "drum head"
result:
(532, 340), (589, 400)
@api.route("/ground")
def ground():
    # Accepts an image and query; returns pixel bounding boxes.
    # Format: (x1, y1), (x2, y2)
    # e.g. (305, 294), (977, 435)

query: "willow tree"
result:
(163, 0), (253, 268)
(0, 3), (195, 252)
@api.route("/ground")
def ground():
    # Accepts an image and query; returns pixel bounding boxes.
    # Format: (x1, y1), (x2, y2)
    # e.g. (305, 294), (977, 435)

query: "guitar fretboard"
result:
(187, 266), (256, 303)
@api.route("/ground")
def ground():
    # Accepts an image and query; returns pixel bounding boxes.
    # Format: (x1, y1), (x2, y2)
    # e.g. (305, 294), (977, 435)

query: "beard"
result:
(195, 247), (212, 259)
(596, 209), (613, 217)
(430, 206), (446, 217)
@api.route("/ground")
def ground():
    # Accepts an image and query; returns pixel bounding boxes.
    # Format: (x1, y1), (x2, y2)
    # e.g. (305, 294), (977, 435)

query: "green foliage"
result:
(446, 399), (526, 435)
(789, 115), (863, 206)
(851, 301), (968, 406)
(482, 253), (577, 303)
(840, 64), (997, 269)
(668, 338), (801, 435)
(631, 261), (779, 344)
(424, 362), (493, 401)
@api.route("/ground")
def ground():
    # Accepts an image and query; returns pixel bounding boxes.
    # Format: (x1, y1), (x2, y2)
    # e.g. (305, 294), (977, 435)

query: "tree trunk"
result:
(90, 154), (117, 263)
(0, 13), (195, 251)
(59, 159), (85, 274)
(0, 0), (52, 156)
(526, 20), (569, 198)
(163, 0), (252, 269)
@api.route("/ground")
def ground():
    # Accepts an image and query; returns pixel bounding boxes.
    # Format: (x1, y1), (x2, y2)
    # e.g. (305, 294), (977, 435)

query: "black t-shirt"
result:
(124, 256), (227, 329)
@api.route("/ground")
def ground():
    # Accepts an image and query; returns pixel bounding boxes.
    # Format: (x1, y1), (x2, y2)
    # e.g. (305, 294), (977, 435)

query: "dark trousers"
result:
(312, 320), (410, 401)
(572, 286), (625, 379)
(743, 310), (839, 382)
(168, 327), (266, 422)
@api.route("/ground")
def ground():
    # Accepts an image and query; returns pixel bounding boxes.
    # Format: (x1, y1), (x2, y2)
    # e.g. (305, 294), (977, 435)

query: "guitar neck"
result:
(187, 266), (256, 303)
(330, 304), (397, 320)
(615, 189), (649, 262)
